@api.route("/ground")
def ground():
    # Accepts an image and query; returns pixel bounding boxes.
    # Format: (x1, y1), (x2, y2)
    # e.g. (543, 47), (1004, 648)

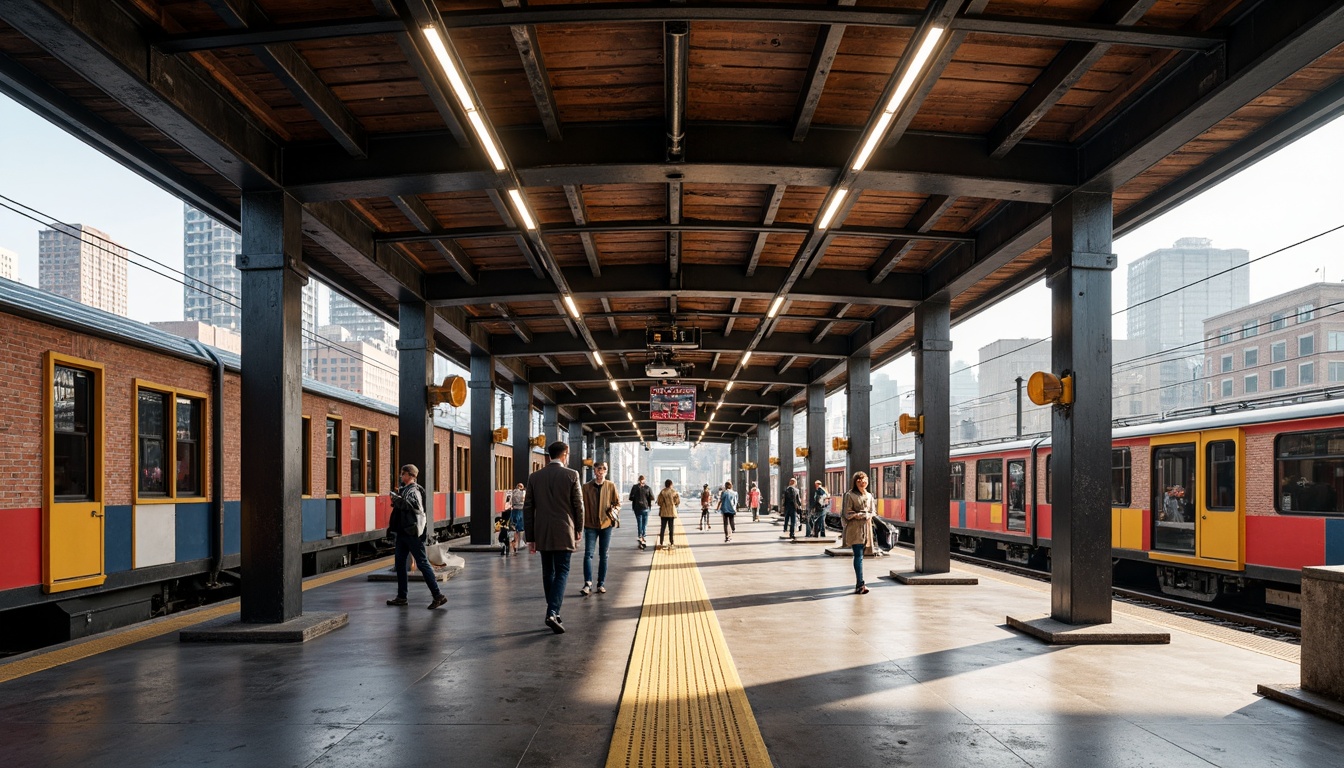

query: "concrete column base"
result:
(180, 611), (348, 643)
(1006, 614), (1170, 645)
(791, 537), (836, 545)
(366, 556), (465, 582)
(454, 543), (512, 553)
(890, 570), (978, 585)
(1261, 565), (1344, 721)
(1257, 684), (1344, 725)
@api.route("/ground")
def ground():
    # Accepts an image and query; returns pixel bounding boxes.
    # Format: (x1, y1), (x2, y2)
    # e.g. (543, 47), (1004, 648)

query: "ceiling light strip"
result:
(423, 25), (507, 172)
(851, 26), (945, 172)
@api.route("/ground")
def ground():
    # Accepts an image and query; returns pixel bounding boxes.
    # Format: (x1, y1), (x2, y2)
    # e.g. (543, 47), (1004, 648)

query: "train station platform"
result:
(0, 513), (1339, 768)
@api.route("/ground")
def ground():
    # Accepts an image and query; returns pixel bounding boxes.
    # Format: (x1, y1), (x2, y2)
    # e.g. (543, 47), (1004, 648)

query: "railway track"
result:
(887, 541), (1302, 639)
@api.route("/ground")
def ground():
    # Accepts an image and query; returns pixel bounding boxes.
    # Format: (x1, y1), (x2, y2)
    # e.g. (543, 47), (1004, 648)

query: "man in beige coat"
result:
(580, 462), (621, 596)
(524, 442), (584, 633)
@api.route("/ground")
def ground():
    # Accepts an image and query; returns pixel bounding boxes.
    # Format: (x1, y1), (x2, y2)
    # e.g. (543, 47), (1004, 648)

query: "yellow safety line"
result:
(0, 556), (394, 685)
(606, 522), (772, 768)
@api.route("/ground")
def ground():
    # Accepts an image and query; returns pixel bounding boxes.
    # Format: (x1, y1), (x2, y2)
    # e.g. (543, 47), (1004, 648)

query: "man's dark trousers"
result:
(394, 533), (443, 599)
(540, 551), (572, 618)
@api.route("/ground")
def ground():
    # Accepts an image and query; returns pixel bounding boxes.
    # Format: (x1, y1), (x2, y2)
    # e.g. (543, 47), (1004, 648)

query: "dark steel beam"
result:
(469, 309), (871, 326)
(668, 180), (683, 278)
(564, 185), (602, 277)
(502, 0), (563, 142)
(912, 297), (951, 575)
(746, 185), (787, 278)
(883, 0), (987, 150)
(987, 0), (1158, 159)
(282, 124), (1077, 204)
(953, 12), (1223, 50)
(425, 264), (923, 308)
(527, 363), (812, 388)
(377, 219), (975, 244)
(722, 298), (744, 336)
(868, 194), (956, 283)
(391, 195), (480, 284)
(492, 328), (850, 359)
(792, 0), (856, 142)
(158, 17), (404, 53)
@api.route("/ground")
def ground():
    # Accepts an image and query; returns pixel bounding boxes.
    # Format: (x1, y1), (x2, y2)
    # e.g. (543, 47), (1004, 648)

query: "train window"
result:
(137, 390), (170, 497)
(1152, 443), (1195, 554)
(976, 459), (1003, 502)
(495, 455), (513, 491)
(1006, 460), (1026, 531)
(52, 365), (94, 500)
(883, 465), (901, 499)
(827, 470), (844, 498)
(175, 396), (202, 497)
(906, 464), (915, 506)
(1044, 454), (1051, 504)
(366, 430), (379, 494)
(1111, 448), (1131, 507)
(301, 416), (312, 497)
(455, 445), (469, 492)
(349, 428), (365, 494)
(389, 433), (399, 491)
(1206, 440), (1236, 511)
(949, 462), (965, 501)
(325, 418), (340, 496)
(1275, 430), (1344, 515)
(433, 442), (442, 492)
(869, 467), (880, 499)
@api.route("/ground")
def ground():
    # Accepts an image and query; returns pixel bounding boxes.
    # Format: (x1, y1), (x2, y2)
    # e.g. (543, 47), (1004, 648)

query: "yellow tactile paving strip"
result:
(606, 523), (772, 768)
(0, 556), (394, 685)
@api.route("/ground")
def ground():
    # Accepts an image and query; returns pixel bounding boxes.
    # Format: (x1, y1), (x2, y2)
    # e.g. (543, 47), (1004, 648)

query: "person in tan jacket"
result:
(656, 479), (681, 550)
(580, 462), (621, 595)
(841, 471), (875, 595)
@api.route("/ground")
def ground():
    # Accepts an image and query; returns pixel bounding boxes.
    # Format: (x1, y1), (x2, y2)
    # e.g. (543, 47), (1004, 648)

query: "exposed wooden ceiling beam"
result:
(792, 0), (856, 142)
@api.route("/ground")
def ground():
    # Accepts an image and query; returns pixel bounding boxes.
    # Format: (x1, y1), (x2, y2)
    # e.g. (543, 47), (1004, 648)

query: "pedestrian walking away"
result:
(809, 479), (831, 538)
(718, 481), (739, 542)
(581, 461), (621, 596)
(656, 479), (680, 550)
(386, 464), (447, 610)
(523, 442), (585, 634)
(628, 474), (654, 551)
(842, 471), (876, 594)
(781, 477), (802, 539)
(748, 482), (761, 522)
(699, 485), (712, 530)
(506, 482), (526, 555)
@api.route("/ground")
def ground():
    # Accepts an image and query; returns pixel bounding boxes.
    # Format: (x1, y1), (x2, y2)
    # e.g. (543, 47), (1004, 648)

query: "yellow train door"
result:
(44, 353), (106, 593)
(1197, 427), (1243, 564)
(1148, 428), (1243, 570)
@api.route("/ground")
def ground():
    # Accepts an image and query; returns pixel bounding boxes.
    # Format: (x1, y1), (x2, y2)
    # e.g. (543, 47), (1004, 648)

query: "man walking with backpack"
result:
(386, 464), (447, 610)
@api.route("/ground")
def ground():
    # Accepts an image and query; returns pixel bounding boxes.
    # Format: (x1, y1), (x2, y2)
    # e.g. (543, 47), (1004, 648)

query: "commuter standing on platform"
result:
(386, 464), (447, 610)
(657, 479), (680, 550)
(809, 480), (830, 538)
(782, 477), (803, 540)
(524, 442), (584, 634)
(699, 484), (712, 530)
(842, 471), (875, 594)
(748, 482), (761, 522)
(628, 475), (654, 551)
(580, 462), (621, 596)
(718, 481), (739, 543)
(507, 482), (526, 555)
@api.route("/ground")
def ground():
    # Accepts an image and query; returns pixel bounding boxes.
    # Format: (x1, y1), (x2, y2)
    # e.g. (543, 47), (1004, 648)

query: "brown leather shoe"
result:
(386, 597), (408, 606)
(428, 594), (447, 610)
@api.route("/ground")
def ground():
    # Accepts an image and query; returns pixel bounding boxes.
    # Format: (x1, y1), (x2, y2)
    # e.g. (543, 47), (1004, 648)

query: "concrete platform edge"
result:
(1257, 684), (1344, 725)
(1006, 614), (1171, 645)
(179, 611), (349, 644)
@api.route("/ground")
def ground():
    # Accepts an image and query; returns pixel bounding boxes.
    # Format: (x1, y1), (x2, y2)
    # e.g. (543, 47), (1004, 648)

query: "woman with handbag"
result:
(656, 479), (681, 551)
(841, 471), (875, 595)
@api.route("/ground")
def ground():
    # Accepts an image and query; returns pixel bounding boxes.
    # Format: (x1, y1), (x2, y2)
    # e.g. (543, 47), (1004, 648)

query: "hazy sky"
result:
(3, 91), (1343, 403)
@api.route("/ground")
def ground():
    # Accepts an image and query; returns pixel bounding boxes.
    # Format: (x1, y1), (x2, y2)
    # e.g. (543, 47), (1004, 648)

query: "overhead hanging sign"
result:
(657, 422), (686, 443)
(650, 385), (696, 421)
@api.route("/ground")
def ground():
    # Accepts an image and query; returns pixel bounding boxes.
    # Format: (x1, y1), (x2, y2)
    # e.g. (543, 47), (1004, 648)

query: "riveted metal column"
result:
(757, 419), (772, 511)
(738, 435), (748, 495)
(469, 353), (494, 545)
(237, 190), (305, 624)
(543, 403), (559, 446)
(568, 422), (584, 474)
(807, 383), (826, 493)
(778, 406), (795, 501)
(595, 436), (606, 468)
(746, 433), (757, 497)
(512, 381), (532, 487)
(398, 300), (436, 525)
(914, 297), (952, 574)
(847, 355), (872, 481)
(1049, 191), (1117, 625)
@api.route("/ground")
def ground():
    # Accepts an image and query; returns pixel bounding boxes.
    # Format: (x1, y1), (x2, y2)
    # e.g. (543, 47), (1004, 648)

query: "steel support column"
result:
(543, 403), (559, 445)
(237, 190), (305, 624)
(757, 419), (772, 511)
(914, 297), (952, 574)
(585, 433), (595, 480)
(1049, 191), (1117, 625)
(595, 436), (606, 467)
(512, 381), (532, 488)
(746, 433), (757, 499)
(778, 407), (795, 503)
(398, 300), (436, 517)
(568, 422), (584, 474)
(469, 353), (495, 545)
(847, 355), (872, 481)
(807, 383), (826, 496)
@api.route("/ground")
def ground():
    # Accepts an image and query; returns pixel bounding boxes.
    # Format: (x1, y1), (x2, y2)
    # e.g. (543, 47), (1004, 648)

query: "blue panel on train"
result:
(223, 501), (241, 555)
(104, 505), (133, 574)
(1326, 519), (1344, 565)
(302, 498), (327, 542)
(175, 503), (211, 562)
(958, 502), (966, 529)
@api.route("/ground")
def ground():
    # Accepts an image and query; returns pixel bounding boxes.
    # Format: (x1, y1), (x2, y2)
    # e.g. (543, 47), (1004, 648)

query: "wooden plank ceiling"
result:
(2, 0), (1343, 442)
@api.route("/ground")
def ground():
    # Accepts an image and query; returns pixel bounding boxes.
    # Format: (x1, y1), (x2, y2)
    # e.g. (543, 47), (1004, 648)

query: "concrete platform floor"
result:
(0, 511), (1339, 767)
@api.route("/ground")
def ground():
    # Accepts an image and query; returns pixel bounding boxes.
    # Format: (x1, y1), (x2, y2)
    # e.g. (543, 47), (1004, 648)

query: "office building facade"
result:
(38, 223), (128, 316)
(0, 246), (16, 281)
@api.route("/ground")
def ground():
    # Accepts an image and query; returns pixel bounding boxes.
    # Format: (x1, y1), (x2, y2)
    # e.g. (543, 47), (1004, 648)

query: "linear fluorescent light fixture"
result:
(422, 25), (508, 172)
(593, 351), (604, 366)
(507, 188), (537, 231)
(851, 26), (945, 172)
(742, 351), (752, 365)
(563, 294), (580, 318)
(767, 296), (784, 318)
(726, 380), (735, 392)
(609, 379), (618, 390)
(817, 189), (848, 231)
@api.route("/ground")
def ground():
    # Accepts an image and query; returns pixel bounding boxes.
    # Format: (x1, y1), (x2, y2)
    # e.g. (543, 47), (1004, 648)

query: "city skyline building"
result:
(149, 320), (242, 355)
(1126, 237), (1249, 414)
(0, 245), (16, 281)
(182, 204), (241, 331)
(328, 292), (393, 347)
(1202, 281), (1344, 405)
(307, 324), (398, 405)
(975, 338), (1052, 440)
(38, 223), (127, 316)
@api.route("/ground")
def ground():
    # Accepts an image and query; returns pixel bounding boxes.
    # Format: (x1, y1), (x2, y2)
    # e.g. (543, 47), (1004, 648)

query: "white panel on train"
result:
(134, 504), (176, 568)
(365, 497), (376, 532)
